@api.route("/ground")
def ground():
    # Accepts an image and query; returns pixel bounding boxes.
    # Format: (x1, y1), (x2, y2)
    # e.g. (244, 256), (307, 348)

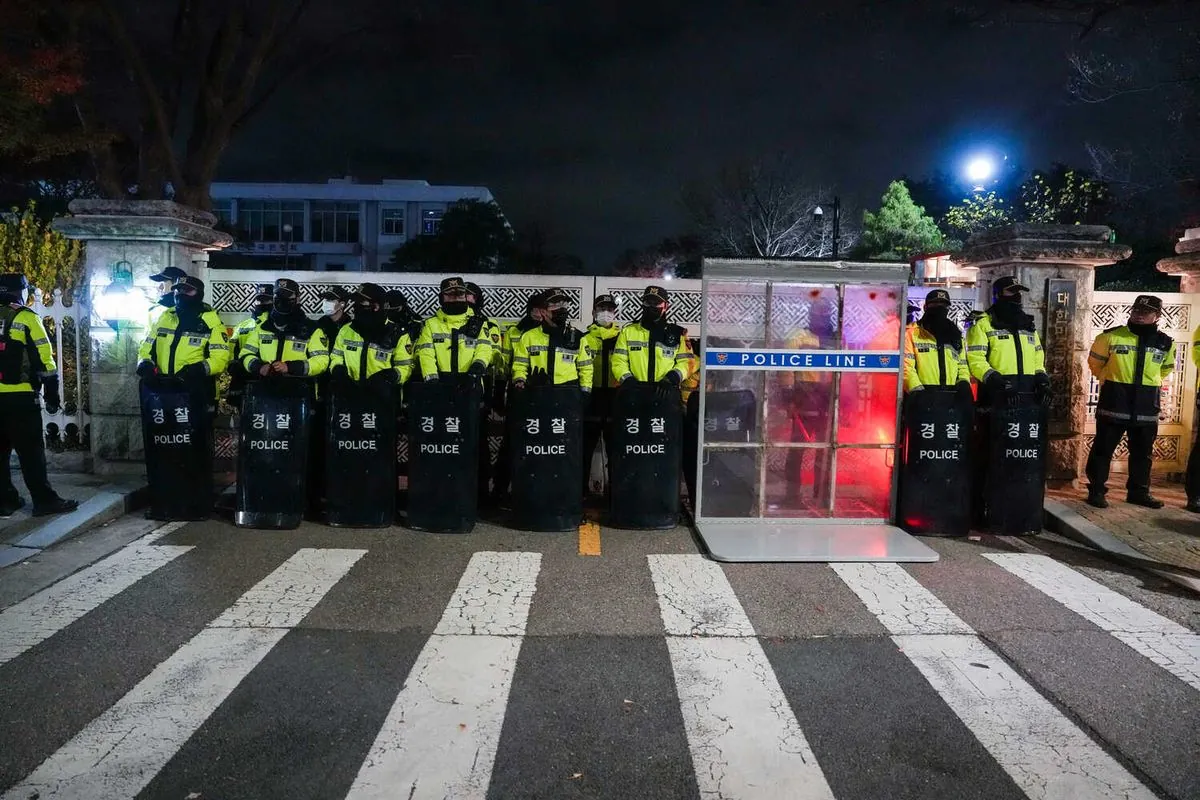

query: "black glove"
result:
(330, 364), (349, 381)
(136, 360), (158, 379)
(177, 363), (206, 380)
(285, 361), (307, 377)
(622, 375), (640, 387)
(1034, 373), (1053, 406)
(662, 371), (681, 387)
(467, 361), (486, 379)
(42, 378), (61, 414)
(368, 369), (394, 386)
(955, 381), (974, 406)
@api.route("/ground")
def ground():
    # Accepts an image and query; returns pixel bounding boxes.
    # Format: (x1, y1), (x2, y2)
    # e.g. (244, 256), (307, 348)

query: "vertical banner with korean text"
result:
(1043, 279), (1077, 435)
(235, 380), (312, 529)
(897, 389), (972, 536)
(140, 379), (212, 521)
(326, 381), (396, 528)
(509, 385), (584, 531)
(608, 384), (683, 529)
(406, 379), (480, 532)
(986, 399), (1047, 534)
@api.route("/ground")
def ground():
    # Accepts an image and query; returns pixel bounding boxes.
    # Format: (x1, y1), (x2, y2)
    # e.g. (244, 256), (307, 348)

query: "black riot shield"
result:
(140, 378), (212, 521)
(405, 377), (481, 533)
(608, 383), (684, 529)
(325, 380), (397, 528)
(986, 395), (1047, 534)
(235, 380), (312, 529)
(898, 389), (972, 536)
(508, 385), (584, 531)
(694, 390), (758, 518)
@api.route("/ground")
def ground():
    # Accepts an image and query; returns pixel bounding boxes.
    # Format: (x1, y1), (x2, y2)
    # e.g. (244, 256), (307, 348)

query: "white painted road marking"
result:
(3, 547), (365, 800)
(986, 553), (1200, 691)
(837, 563), (1158, 800)
(649, 554), (836, 800)
(346, 551), (541, 800)
(0, 525), (193, 666)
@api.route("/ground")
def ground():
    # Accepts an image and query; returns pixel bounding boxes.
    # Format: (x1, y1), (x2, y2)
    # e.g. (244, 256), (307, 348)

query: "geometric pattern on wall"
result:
(608, 287), (702, 329)
(1084, 341), (1188, 426)
(1091, 302), (1190, 332)
(1082, 434), (1180, 463)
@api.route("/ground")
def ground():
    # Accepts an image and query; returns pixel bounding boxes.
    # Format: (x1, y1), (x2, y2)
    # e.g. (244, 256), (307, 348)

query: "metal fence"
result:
(28, 289), (90, 455)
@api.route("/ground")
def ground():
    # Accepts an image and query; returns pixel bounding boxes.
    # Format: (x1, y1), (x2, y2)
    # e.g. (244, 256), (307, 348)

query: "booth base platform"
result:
(696, 523), (940, 563)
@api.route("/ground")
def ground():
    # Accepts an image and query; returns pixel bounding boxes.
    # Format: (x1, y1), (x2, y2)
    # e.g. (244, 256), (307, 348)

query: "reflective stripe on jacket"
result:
(903, 322), (968, 393)
(241, 320), (330, 378)
(611, 322), (695, 383)
(330, 323), (412, 384)
(965, 312), (1046, 384)
(415, 309), (494, 377)
(581, 323), (621, 389)
(512, 324), (593, 387)
(1088, 324), (1176, 424)
(137, 308), (231, 377)
(0, 305), (56, 394)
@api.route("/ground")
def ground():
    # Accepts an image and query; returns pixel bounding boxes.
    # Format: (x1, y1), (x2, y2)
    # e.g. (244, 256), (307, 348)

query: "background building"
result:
(208, 177), (499, 271)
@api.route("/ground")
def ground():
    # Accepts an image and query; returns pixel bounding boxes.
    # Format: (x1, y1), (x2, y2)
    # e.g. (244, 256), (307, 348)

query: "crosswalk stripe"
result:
(2, 547), (365, 800)
(346, 551), (541, 800)
(0, 528), (193, 666)
(835, 563), (1159, 800)
(985, 553), (1200, 691)
(650, 554), (836, 800)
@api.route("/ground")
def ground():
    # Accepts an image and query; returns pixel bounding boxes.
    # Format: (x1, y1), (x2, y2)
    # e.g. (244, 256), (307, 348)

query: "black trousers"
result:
(1187, 420), (1200, 502)
(1086, 418), (1157, 497)
(0, 393), (58, 506)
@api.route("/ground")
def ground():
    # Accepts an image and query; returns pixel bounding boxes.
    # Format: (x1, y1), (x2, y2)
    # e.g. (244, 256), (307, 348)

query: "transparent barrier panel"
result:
(765, 446), (831, 518)
(766, 372), (834, 445)
(700, 447), (760, 518)
(842, 286), (903, 350)
(837, 372), (900, 445)
(833, 447), (894, 518)
(768, 284), (839, 349)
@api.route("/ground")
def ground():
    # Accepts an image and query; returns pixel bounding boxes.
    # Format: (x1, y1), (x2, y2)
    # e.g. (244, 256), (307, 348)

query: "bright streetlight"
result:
(965, 156), (996, 190)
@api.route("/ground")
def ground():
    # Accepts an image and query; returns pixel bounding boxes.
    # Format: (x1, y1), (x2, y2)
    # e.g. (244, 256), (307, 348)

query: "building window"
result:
(325, 263), (346, 272)
(421, 208), (444, 236)
(311, 202), (361, 243)
(211, 199), (234, 228)
(237, 200), (304, 242)
(381, 208), (406, 236)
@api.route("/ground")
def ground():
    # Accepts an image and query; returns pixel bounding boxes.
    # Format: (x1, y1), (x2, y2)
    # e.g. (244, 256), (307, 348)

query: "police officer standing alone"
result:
(1085, 295), (1175, 509)
(581, 294), (621, 496)
(0, 274), (78, 517)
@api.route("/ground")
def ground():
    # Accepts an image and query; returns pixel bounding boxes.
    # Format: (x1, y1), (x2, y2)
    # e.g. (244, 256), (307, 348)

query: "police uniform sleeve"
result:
(1160, 336), (1178, 381)
(965, 318), (993, 383)
(903, 326), (923, 393)
(204, 313), (232, 376)
(1087, 331), (1110, 381)
(394, 333), (414, 384)
(241, 325), (265, 374)
(611, 326), (632, 383)
(306, 327), (330, 377)
(1031, 331), (1047, 375)
(954, 342), (970, 385)
(138, 320), (159, 366)
(469, 322), (494, 371)
(415, 319), (437, 378)
(330, 326), (348, 371)
(511, 329), (531, 382)
(20, 309), (58, 381)
(575, 332), (594, 390)
(672, 335), (695, 381)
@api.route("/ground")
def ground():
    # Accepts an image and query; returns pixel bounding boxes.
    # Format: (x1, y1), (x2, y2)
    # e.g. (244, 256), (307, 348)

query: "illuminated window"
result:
(421, 208), (444, 236)
(381, 208), (406, 236)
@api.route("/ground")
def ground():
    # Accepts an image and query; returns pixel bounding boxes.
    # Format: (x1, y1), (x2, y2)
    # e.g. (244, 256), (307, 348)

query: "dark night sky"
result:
(218, 0), (1156, 268)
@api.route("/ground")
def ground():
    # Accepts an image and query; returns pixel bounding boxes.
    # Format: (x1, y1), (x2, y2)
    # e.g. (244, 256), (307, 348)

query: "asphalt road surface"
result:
(0, 515), (1197, 800)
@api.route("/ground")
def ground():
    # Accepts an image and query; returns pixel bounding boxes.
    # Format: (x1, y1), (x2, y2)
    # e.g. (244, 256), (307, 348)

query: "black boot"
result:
(32, 497), (79, 517)
(1186, 499), (1200, 513)
(1126, 494), (1164, 509)
(1085, 492), (1108, 509)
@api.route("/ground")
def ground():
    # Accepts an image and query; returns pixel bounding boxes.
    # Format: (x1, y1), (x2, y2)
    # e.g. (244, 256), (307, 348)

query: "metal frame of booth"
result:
(694, 259), (938, 562)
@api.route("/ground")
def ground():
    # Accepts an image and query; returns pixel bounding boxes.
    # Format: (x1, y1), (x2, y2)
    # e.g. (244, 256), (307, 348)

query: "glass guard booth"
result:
(694, 259), (938, 563)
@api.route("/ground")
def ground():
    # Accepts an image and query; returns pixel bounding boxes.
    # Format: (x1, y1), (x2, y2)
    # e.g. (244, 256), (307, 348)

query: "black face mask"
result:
(273, 296), (298, 315)
(158, 292), (175, 309)
(550, 308), (569, 327)
(1129, 321), (1159, 338)
(355, 305), (384, 331)
(919, 305), (962, 349)
(641, 306), (664, 326)
(441, 300), (468, 315)
(174, 293), (202, 316)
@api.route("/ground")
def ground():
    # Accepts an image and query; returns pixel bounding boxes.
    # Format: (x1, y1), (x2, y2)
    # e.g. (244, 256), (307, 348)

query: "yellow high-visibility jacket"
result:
(1191, 324), (1200, 387)
(775, 328), (822, 389)
(500, 317), (540, 378)
(903, 322), (968, 393)
(612, 322), (695, 383)
(581, 323), (621, 389)
(330, 323), (413, 384)
(240, 318), (330, 378)
(138, 308), (231, 377)
(512, 324), (594, 388)
(0, 305), (56, 394)
(415, 308), (495, 377)
(1088, 324), (1176, 424)
(965, 311), (1046, 383)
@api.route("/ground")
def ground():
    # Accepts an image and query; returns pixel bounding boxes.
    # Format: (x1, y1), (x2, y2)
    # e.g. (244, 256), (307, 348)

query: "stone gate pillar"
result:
(1156, 227), (1200, 291)
(956, 224), (1131, 487)
(52, 200), (232, 474)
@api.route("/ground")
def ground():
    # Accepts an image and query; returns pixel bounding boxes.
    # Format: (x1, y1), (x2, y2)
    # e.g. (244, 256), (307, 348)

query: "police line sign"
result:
(705, 349), (901, 372)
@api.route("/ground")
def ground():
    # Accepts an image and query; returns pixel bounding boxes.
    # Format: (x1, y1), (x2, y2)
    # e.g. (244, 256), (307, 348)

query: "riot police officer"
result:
(228, 283), (273, 407)
(581, 294), (621, 496)
(147, 266), (189, 327)
(904, 290), (971, 398)
(491, 291), (547, 506)
(1085, 295), (1175, 509)
(136, 276), (232, 398)
(0, 274), (78, 517)
(511, 288), (594, 389)
(316, 287), (350, 345)
(330, 284), (413, 386)
(612, 285), (695, 388)
(240, 279), (330, 384)
(415, 277), (495, 382)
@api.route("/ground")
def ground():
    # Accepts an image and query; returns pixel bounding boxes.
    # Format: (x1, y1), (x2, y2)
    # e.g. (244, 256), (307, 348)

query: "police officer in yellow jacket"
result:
(965, 277), (1051, 405)
(147, 266), (189, 327)
(136, 276), (232, 401)
(0, 274), (78, 517)
(580, 294), (621, 495)
(904, 289), (971, 397)
(612, 285), (695, 388)
(329, 283), (413, 386)
(511, 287), (594, 389)
(416, 277), (495, 382)
(240, 279), (330, 384)
(490, 291), (546, 506)
(1085, 295), (1176, 509)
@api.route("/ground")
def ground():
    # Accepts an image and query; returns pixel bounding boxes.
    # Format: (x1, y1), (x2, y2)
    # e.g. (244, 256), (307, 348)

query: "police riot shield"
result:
(608, 383), (684, 529)
(140, 378), (212, 521)
(897, 389), (972, 536)
(986, 395), (1047, 534)
(508, 384), (584, 531)
(325, 380), (396, 528)
(694, 390), (758, 518)
(405, 377), (480, 533)
(235, 380), (312, 529)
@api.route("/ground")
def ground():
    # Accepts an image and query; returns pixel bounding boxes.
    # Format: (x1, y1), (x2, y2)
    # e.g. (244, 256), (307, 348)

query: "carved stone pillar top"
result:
(1156, 227), (1200, 283)
(52, 199), (233, 249)
(956, 224), (1131, 271)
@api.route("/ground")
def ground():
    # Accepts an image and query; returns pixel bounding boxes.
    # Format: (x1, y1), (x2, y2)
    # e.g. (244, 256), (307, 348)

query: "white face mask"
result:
(322, 300), (338, 315)
(594, 311), (616, 326)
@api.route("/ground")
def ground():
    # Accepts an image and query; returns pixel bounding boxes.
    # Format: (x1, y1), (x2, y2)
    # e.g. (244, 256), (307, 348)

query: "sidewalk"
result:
(0, 471), (148, 569)
(1045, 479), (1200, 575)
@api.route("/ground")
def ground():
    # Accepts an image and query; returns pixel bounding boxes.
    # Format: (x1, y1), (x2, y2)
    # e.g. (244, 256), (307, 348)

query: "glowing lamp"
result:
(93, 260), (140, 331)
(965, 156), (996, 189)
